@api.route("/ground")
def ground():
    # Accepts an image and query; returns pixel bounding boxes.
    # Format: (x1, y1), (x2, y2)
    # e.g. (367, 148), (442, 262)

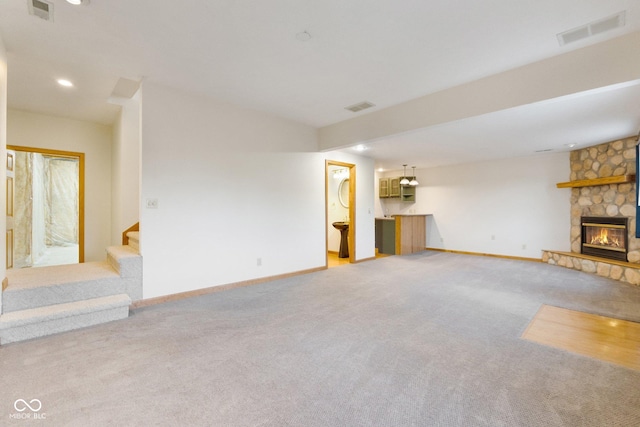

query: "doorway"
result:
(7, 146), (84, 268)
(326, 160), (355, 267)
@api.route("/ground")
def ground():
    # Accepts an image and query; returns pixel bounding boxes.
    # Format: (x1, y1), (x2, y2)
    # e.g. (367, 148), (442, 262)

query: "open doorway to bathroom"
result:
(326, 160), (355, 268)
(8, 146), (84, 268)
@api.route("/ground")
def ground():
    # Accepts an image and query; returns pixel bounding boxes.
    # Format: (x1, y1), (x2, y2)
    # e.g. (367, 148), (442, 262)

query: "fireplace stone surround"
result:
(542, 136), (640, 286)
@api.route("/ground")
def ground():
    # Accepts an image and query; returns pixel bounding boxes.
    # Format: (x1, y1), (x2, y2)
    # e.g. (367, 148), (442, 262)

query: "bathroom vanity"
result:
(375, 214), (428, 255)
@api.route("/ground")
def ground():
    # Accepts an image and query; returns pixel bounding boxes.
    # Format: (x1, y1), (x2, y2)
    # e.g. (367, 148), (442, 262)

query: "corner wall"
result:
(111, 91), (141, 245)
(140, 82), (375, 299)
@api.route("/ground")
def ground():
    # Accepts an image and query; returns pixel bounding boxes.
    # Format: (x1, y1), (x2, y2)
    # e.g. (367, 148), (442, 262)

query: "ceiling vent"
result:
(557, 11), (625, 46)
(345, 101), (375, 113)
(28, 0), (54, 22)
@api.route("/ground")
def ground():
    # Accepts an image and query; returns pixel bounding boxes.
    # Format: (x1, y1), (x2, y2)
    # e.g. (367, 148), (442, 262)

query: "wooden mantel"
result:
(556, 174), (635, 189)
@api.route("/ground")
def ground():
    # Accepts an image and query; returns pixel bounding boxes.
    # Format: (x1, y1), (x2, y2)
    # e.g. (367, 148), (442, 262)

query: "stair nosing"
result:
(5, 262), (120, 291)
(0, 294), (131, 328)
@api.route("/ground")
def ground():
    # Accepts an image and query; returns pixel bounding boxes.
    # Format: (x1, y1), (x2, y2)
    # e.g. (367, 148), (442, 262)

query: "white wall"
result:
(376, 152), (571, 258)
(140, 81), (376, 299)
(111, 91), (141, 245)
(7, 110), (113, 262)
(0, 35), (7, 311)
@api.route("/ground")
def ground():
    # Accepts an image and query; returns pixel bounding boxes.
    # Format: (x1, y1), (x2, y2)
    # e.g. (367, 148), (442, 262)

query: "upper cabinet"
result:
(390, 177), (400, 197)
(379, 178), (389, 198)
(379, 177), (415, 201)
(400, 183), (415, 202)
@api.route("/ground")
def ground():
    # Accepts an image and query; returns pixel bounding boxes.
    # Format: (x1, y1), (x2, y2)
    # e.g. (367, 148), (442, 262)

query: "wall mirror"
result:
(339, 178), (349, 208)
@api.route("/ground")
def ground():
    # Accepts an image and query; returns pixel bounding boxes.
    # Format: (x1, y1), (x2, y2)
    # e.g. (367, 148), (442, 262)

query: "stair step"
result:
(3, 262), (124, 313)
(126, 231), (140, 252)
(0, 294), (131, 345)
(107, 245), (142, 278)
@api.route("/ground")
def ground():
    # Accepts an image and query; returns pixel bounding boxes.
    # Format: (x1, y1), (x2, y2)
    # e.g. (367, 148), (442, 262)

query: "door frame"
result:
(8, 145), (85, 264)
(325, 160), (356, 264)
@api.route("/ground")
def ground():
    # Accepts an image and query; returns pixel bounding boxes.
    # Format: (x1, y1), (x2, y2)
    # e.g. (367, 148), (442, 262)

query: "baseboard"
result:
(426, 247), (541, 263)
(131, 266), (327, 309)
(353, 256), (376, 263)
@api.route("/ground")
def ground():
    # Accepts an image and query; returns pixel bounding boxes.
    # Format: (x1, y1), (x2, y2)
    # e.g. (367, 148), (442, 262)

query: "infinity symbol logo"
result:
(14, 399), (42, 412)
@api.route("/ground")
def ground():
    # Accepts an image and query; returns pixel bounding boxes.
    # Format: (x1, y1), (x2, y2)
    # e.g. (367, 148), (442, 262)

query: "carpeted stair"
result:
(0, 244), (142, 345)
(126, 231), (140, 252)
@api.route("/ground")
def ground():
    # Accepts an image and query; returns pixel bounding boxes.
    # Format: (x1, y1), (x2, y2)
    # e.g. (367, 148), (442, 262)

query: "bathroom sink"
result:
(332, 222), (350, 258)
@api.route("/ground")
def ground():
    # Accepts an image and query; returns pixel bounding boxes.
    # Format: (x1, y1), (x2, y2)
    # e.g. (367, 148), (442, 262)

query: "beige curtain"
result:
(12, 153), (79, 268)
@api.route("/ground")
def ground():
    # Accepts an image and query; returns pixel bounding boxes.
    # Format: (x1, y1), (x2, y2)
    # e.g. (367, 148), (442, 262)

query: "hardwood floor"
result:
(327, 251), (391, 268)
(327, 251), (351, 268)
(522, 305), (640, 371)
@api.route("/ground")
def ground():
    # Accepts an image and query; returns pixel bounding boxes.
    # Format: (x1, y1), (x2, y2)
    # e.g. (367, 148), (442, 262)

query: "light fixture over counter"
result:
(409, 166), (419, 186)
(399, 164), (418, 186)
(400, 164), (410, 185)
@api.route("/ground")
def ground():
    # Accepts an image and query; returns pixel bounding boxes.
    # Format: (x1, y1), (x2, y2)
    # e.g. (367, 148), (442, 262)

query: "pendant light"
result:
(400, 164), (410, 185)
(409, 166), (419, 186)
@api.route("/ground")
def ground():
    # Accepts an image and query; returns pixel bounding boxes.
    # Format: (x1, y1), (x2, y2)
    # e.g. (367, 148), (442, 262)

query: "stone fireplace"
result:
(542, 136), (640, 286)
(580, 216), (628, 261)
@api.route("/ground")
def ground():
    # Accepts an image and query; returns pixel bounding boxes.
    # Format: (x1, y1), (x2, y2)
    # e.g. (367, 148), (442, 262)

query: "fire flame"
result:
(590, 228), (621, 248)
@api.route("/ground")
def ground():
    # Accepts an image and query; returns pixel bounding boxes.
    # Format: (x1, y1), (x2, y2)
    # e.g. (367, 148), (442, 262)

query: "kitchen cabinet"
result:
(379, 177), (415, 201)
(375, 218), (396, 254)
(389, 177), (400, 197)
(375, 215), (427, 255)
(379, 178), (389, 198)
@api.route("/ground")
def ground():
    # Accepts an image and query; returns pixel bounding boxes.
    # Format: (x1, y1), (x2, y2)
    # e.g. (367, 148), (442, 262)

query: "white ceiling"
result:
(1, 0), (639, 170)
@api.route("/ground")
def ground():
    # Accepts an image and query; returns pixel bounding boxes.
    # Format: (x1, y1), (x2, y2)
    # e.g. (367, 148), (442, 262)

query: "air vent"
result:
(557, 11), (625, 46)
(28, 0), (54, 22)
(345, 101), (375, 113)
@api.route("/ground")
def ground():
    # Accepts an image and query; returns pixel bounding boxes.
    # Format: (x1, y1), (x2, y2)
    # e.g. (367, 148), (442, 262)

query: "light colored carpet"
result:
(1, 251), (640, 426)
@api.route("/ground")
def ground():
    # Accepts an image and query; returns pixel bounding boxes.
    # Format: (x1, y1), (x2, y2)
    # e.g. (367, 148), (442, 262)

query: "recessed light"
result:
(66, 0), (89, 5)
(565, 143), (577, 148)
(57, 79), (73, 87)
(354, 145), (367, 152)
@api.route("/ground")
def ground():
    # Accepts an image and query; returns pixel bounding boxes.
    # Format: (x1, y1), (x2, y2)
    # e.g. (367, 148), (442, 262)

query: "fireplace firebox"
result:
(581, 216), (628, 262)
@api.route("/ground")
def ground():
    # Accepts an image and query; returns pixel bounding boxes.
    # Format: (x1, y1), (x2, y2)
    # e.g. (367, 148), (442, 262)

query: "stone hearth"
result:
(542, 250), (640, 286)
(543, 136), (640, 287)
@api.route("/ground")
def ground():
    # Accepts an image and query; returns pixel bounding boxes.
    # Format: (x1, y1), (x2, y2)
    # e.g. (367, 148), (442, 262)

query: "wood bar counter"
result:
(395, 215), (427, 255)
(375, 215), (428, 255)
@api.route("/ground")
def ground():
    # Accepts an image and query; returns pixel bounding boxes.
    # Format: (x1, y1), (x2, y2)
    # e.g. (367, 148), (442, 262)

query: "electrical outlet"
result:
(146, 198), (158, 209)
(522, 244), (527, 250)
(491, 235), (495, 240)
(257, 257), (262, 266)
